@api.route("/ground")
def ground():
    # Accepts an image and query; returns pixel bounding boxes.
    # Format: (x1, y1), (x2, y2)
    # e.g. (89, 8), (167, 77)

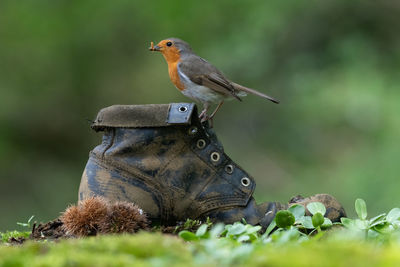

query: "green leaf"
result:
(369, 214), (387, 228)
(300, 216), (314, 229)
(209, 223), (225, 238)
(264, 220), (276, 236)
(369, 213), (386, 225)
(288, 204), (305, 221)
(227, 223), (246, 236)
(248, 233), (258, 241)
(387, 208), (400, 224)
(244, 224), (261, 235)
(16, 215), (35, 229)
(341, 217), (355, 228)
(179, 230), (199, 241)
(195, 224), (208, 237)
(27, 215), (35, 224)
(275, 210), (295, 228)
(355, 219), (369, 230)
(307, 202), (326, 216)
(355, 198), (367, 220)
(220, 229), (228, 237)
(237, 235), (250, 242)
(321, 218), (333, 228)
(312, 213), (324, 228)
(372, 223), (392, 234)
(368, 229), (380, 239)
(272, 228), (302, 244)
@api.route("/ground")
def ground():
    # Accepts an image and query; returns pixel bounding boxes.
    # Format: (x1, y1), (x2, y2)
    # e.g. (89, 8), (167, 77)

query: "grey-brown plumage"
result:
(150, 37), (279, 122)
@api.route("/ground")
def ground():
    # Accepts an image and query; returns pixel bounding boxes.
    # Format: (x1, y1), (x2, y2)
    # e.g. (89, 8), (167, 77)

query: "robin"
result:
(149, 38), (279, 122)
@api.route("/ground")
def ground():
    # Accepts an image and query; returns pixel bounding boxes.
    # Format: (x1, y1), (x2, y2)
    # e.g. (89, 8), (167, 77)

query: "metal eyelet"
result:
(210, 152), (220, 162)
(196, 139), (206, 149)
(188, 126), (198, 135)
(241, 177), (251, 187)
(225, 164), (234, 174)
(178, 106), (188, 112)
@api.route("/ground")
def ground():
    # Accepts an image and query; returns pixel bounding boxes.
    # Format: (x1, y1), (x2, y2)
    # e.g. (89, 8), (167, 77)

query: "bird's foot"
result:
(199, 112), (213, 127)
(199, 109), (207, 120)
(200, 114), (210, 122)
(199, 104), (214, 127)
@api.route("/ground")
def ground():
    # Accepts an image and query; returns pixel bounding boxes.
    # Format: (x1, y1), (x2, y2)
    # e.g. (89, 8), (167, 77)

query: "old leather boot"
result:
(78, 103), (287, 227)
(79, 103), (346, 228)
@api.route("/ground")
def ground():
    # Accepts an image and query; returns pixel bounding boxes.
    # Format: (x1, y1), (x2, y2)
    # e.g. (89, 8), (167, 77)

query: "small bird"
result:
(149, 38), (279, 122)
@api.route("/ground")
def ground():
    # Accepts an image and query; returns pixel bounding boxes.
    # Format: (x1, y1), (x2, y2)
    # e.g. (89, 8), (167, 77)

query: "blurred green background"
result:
(1, 0), (399, 230)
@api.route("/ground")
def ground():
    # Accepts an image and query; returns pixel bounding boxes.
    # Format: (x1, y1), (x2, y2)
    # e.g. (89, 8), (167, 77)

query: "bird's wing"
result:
(178, 56), (242, 101)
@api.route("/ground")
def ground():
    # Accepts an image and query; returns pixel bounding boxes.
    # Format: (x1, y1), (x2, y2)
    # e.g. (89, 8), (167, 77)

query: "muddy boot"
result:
(78, 103), (345, 228)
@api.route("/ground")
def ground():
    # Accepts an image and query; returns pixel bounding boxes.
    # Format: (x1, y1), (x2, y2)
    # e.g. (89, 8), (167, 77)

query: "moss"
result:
(1, 232), (400, 267)
(0, 231), (30, 243)
(0, 233), (193, 267)
(249, 241), (400, 267)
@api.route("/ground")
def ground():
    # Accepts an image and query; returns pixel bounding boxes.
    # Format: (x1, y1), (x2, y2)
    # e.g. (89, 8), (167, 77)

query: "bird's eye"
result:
(166, 42), (172, 47)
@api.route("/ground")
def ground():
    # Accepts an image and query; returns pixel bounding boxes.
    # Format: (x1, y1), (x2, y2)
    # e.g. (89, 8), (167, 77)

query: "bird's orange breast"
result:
(168, 62), (185, 91)
(161, 46), (185, 91)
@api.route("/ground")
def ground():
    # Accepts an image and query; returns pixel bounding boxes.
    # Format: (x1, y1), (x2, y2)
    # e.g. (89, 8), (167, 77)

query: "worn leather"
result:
(79, 103), (281, 226)
(91, 103), (196, 130)
(79, 103), (346, 227)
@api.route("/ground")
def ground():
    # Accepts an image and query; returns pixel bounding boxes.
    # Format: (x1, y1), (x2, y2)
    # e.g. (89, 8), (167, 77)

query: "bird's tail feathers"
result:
(232, 82), (279, 104)
(237, 91), (247, 97)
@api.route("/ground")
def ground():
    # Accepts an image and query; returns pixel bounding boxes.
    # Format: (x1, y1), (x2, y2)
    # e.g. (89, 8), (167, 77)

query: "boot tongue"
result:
(91, 103), (198, 131)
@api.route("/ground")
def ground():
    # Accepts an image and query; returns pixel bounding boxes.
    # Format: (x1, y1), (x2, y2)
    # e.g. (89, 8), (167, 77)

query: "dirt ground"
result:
(6, 217), (200, 245)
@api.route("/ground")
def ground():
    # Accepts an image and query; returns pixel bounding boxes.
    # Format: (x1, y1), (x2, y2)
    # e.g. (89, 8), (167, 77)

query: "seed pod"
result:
(312, 212), (325, 228)
(275, 210), (295, 228)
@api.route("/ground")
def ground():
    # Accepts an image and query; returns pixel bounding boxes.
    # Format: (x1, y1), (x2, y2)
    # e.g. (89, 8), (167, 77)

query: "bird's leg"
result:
(199, 103), (210, 122)
(199, 109), (207, 119)
(206, 101), (224, 128)
(209, 101), (224, 120)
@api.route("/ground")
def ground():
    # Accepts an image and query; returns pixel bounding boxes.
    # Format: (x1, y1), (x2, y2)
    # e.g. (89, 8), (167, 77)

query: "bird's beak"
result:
(149, 42), (161, 52)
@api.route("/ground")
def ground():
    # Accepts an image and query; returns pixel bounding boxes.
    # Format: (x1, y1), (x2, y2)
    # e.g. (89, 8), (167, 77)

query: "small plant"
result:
(174, 218), (212, 234)
(223, 222), (262, 242)
(0, 230), (31, 243)
(0, 216), (35, 243)
(16, 215), (35, 229)
(275, 210), (295, 229)
(179, 221), (262, 243)
(341, 198), (400, 239)
(265, 202), (333, 238)
(179, 202), (334, 245)
(179, 224), (210, 241)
